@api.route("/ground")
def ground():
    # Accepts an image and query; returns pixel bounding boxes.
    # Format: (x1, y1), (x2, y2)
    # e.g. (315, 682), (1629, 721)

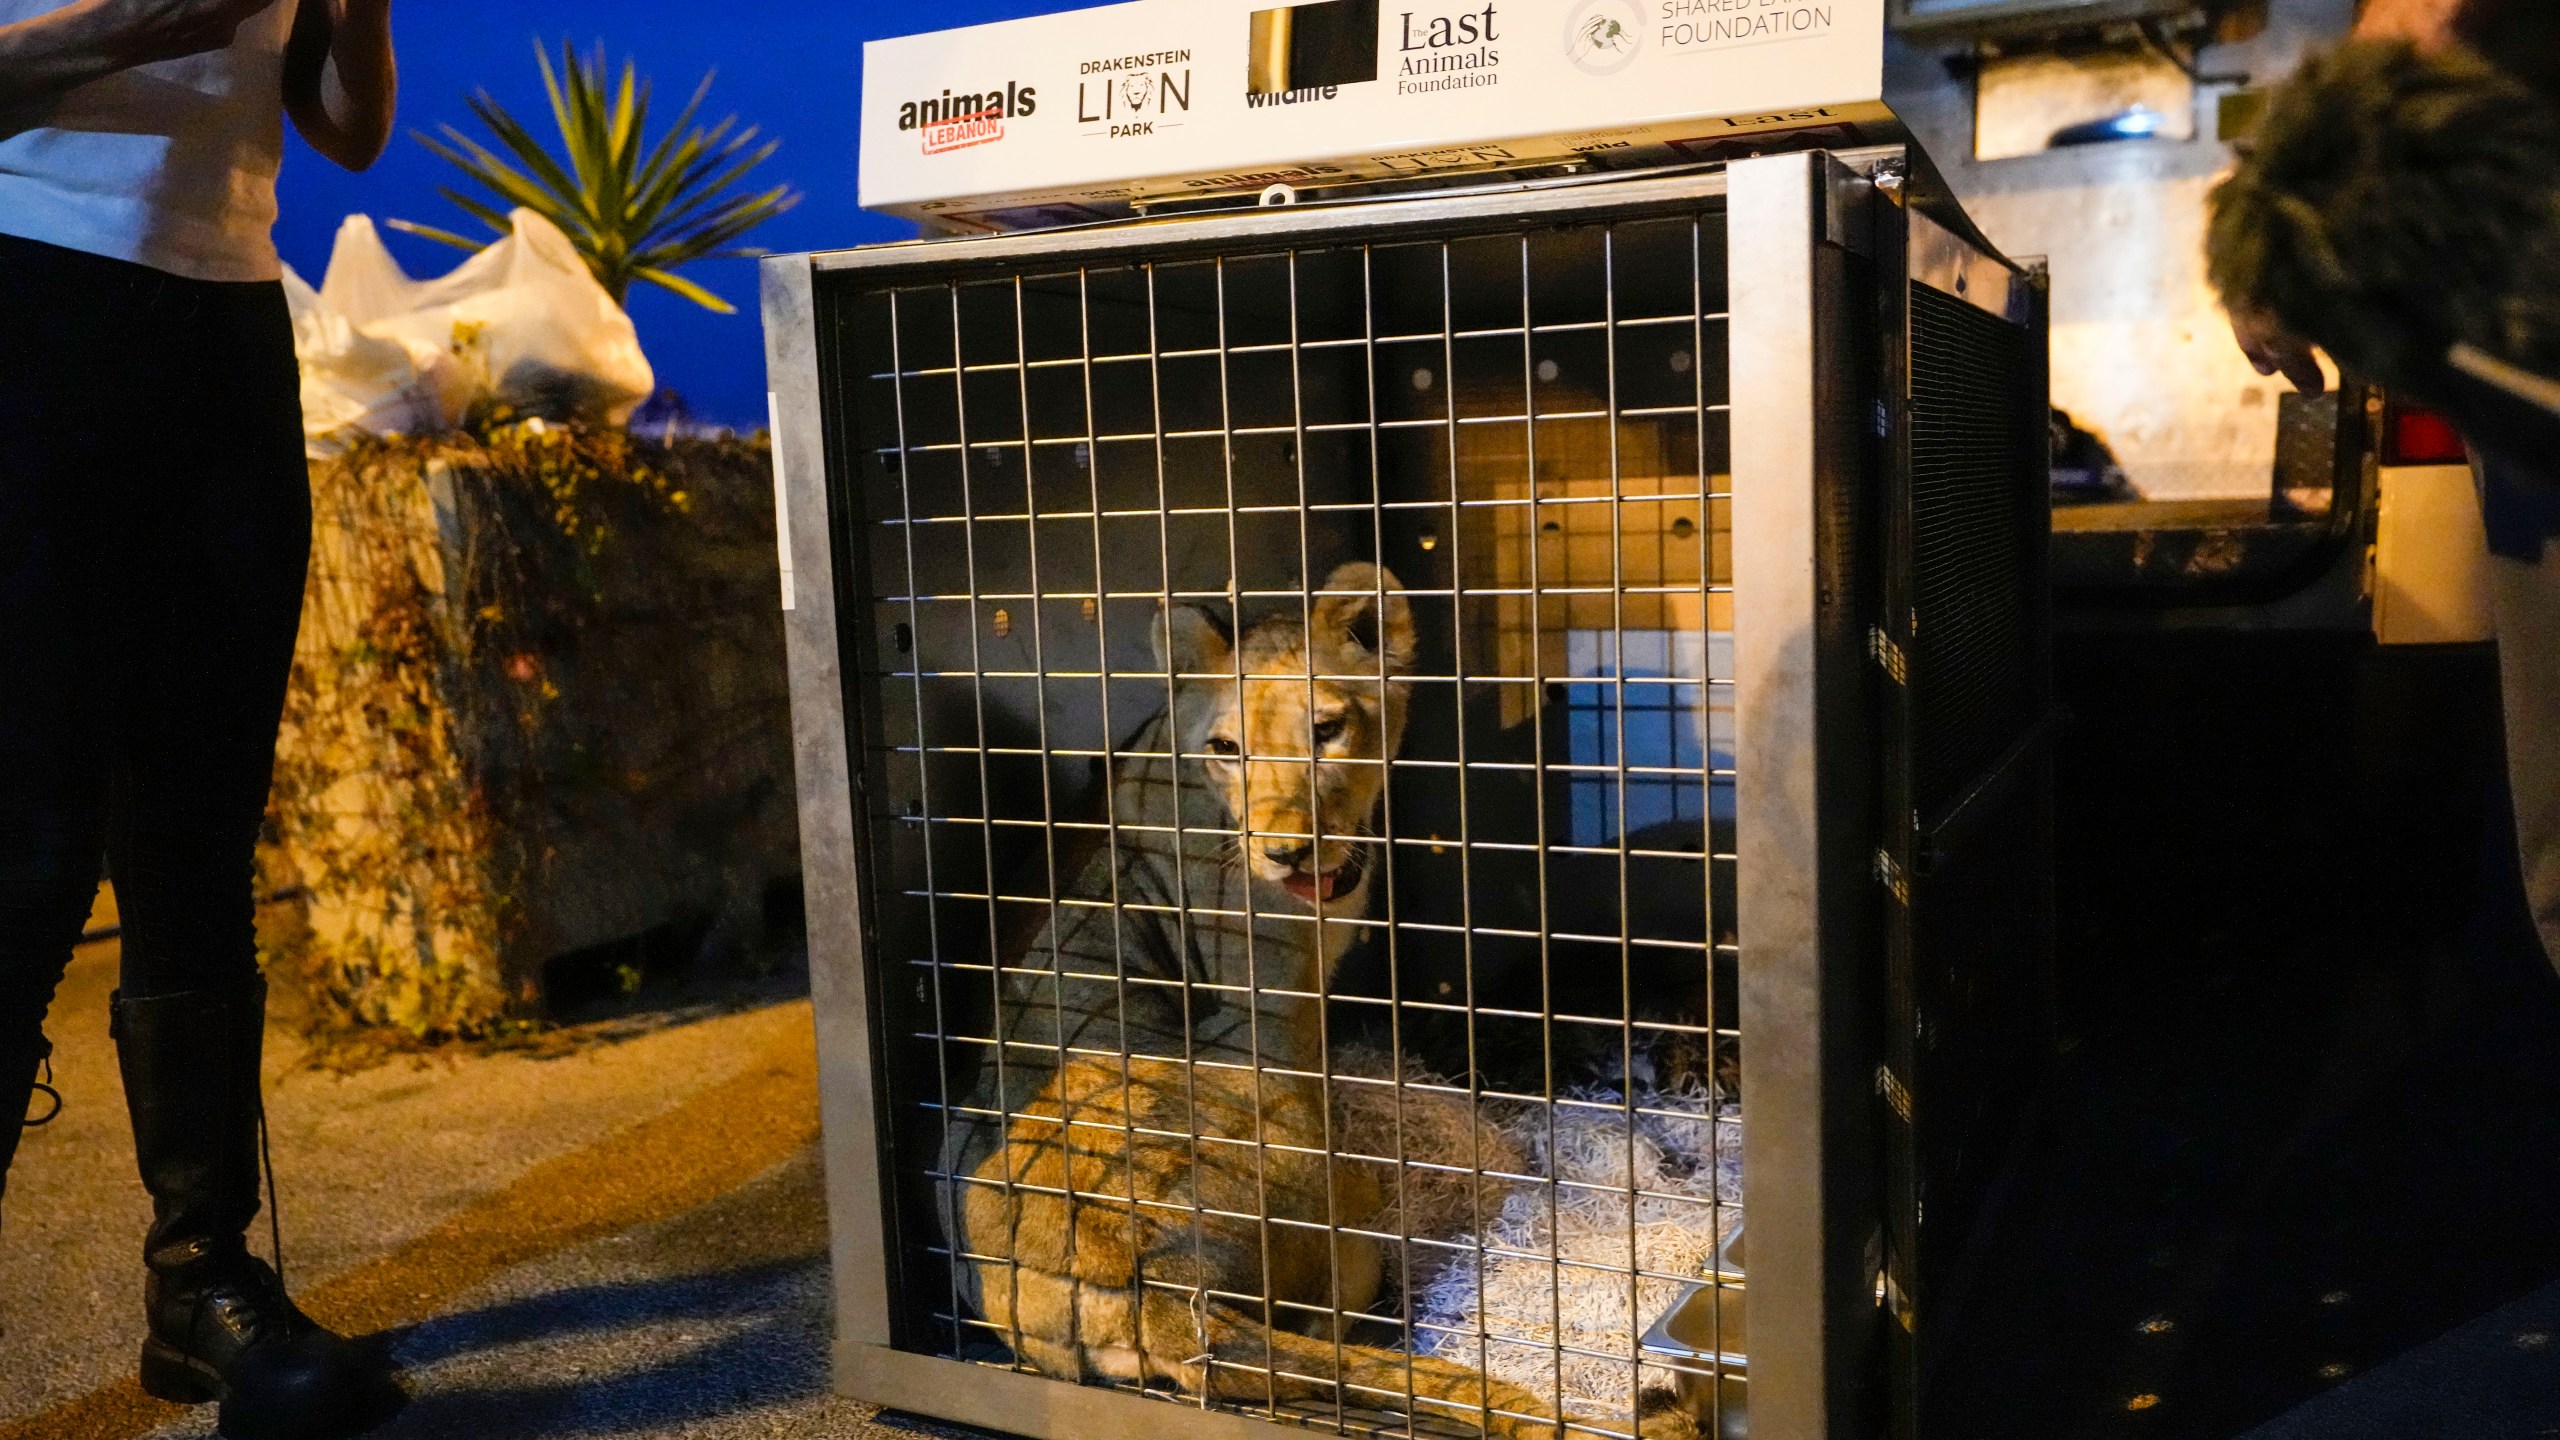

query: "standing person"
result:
(2210, 0), (2560, 974)
(0, 3), (404, 1438)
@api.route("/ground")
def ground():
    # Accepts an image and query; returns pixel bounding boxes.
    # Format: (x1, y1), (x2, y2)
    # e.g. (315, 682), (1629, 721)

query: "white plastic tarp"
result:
(284, 209), (654, 453)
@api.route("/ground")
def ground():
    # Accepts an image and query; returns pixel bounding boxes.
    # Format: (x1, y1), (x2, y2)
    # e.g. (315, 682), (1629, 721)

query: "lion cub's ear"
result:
(1313, 562), (1415, 675)
(1156, 602), (1235, 676)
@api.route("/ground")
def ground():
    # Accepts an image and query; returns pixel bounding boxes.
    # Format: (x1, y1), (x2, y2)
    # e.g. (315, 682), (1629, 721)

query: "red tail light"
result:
(2384, 402), (2468, 466)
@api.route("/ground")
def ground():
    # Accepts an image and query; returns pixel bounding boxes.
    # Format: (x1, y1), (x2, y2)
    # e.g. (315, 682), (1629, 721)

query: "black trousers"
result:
(0, 234), (310, 1157)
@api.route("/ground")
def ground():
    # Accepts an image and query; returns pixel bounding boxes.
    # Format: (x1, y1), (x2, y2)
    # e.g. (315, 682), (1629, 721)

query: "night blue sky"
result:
(275, 1), (1076, 429)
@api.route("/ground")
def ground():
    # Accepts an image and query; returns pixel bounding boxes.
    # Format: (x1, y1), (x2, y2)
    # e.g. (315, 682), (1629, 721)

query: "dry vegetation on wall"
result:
(263, 420), (798, 1042)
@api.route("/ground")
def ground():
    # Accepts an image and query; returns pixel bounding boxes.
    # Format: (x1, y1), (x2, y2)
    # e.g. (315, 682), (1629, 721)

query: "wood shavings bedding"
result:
(1331, 1047), (1743, 1423)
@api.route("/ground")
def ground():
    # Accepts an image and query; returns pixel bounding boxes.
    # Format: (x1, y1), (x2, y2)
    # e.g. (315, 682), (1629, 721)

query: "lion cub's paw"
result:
(1631, 1388), (1708, 1440)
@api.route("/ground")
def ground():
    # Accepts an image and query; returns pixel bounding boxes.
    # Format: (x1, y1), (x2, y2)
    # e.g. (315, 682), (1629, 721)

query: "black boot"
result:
(114, 981), (404, 1440)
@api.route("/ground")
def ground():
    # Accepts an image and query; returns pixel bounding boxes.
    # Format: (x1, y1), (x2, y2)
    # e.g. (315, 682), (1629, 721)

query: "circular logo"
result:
(1563, 0), (1645, 76)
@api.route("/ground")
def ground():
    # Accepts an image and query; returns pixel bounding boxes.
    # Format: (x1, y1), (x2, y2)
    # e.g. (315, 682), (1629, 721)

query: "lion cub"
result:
(940, 561), (1695, 1438)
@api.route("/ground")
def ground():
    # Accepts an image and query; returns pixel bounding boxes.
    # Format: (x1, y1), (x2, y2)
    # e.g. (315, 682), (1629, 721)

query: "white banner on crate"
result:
(859, 0), (1886, 230)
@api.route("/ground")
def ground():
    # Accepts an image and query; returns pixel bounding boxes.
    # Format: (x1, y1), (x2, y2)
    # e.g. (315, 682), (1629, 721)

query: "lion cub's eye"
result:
(1204, 735), (1241, 757)
(1311, 715), (1346, 747)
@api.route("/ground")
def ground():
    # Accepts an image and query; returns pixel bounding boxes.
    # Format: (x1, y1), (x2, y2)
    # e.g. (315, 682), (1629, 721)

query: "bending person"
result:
(2209, 0), (2560, 974)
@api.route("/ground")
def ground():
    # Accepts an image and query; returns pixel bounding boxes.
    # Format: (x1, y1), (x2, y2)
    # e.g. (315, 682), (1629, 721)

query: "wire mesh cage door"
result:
(765, 154), (1926, 1440)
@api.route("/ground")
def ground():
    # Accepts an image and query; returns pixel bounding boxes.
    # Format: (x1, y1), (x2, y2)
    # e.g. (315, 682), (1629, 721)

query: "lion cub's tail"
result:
(1193, 1305), (1697, 1440)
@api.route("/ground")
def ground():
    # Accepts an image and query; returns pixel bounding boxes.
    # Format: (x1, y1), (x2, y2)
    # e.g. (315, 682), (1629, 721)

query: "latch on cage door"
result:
(1874, 848), (1910, 906)
(1868, 625), (1907, 685)
(1883, 1266), (1918, 1333)
(1875, 1063), (1914, 1124)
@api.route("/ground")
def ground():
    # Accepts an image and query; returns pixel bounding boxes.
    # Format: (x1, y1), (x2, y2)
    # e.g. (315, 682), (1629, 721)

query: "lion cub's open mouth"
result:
(1280, 848), (1366, 905)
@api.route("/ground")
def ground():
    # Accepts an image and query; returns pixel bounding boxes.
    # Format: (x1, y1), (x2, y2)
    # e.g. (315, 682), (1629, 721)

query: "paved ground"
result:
(2238, 1279), (2560, 1440)
(9, 893), (2554, 1440)
(0, 896), (928, 1440)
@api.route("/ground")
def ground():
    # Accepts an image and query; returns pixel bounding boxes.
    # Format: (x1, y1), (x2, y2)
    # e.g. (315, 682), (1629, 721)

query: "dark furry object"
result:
(2207, 40), (2560, 407)
(2458, 2), (2560, 108)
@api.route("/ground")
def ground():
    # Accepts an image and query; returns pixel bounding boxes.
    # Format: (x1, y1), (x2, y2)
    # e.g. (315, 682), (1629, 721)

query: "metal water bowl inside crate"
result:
(1640, 1226), (1751, 1439)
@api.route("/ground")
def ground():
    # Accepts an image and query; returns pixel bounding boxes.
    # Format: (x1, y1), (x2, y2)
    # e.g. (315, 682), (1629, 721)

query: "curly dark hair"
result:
(2206, 38), (2560, 395)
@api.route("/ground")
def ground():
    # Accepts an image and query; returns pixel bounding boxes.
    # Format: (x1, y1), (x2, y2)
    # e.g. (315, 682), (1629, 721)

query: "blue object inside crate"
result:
(1564, 627), (1734, 846)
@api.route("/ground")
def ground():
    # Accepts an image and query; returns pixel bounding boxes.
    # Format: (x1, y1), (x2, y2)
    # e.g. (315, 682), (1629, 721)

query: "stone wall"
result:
(263, 425), (798, 1037)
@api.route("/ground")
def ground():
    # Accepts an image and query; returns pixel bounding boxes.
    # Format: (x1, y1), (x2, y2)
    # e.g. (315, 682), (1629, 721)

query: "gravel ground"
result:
(19, 896), (2549, 1440)
(131, 1149), (925, 1440)
(2237, 1280), (2560, 1440)
(0, 900), (945, 1440)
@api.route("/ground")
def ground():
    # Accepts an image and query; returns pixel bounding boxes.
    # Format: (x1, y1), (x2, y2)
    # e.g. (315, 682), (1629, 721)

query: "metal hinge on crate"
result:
(1883, 1268), (1917, 1332)
(1875, 1063), (1914, 1123)
(1868, 626), (1908, 685)
(1874, 848), (1910, 905)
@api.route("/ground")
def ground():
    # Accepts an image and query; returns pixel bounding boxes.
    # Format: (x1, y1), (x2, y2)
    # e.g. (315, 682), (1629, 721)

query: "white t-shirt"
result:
(0, 0), (296, 282)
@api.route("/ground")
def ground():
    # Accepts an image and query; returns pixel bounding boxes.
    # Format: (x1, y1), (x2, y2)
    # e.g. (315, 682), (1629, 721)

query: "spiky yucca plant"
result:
(390, 40), (800, 314)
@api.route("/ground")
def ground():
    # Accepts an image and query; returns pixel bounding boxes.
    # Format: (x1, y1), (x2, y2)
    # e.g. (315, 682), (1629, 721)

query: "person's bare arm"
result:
(0, 0), (275, 108)
(2353, 0), (2465, 45)
(282, 0), (392, 172)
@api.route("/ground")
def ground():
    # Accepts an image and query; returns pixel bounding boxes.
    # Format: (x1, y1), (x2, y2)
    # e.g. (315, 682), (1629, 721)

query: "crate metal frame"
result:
(765, 148), (2043, 1440)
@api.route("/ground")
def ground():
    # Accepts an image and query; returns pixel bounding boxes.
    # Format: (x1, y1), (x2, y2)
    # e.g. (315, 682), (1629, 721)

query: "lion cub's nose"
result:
(1262, 840), (1314, 870)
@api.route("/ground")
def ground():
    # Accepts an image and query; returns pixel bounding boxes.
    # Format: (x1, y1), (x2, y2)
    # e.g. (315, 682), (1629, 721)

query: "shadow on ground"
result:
(361, 1148), (844, 1440)
(382, 1262), (828, 1436)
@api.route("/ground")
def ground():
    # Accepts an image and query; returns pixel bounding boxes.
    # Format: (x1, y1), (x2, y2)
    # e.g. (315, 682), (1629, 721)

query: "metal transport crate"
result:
(763, 147), (2051, 1440)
